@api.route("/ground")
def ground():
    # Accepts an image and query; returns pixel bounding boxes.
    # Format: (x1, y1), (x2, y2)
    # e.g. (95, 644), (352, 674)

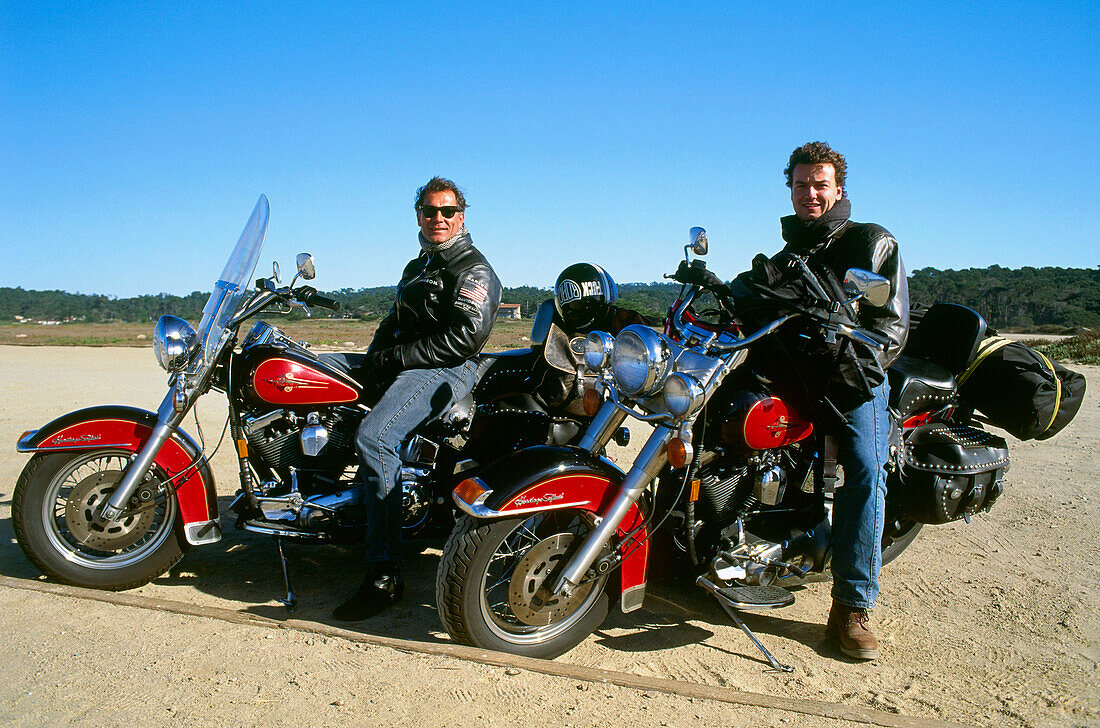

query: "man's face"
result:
(417, 189), (464, 243)
(790, 163), (843, 221)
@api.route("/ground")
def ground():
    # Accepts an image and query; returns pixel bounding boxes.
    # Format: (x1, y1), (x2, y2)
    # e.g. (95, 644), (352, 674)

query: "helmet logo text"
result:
(557, 278), (602, 305)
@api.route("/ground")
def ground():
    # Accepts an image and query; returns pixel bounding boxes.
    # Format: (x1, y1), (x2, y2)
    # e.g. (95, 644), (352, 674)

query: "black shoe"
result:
(332, 565), (404, 622)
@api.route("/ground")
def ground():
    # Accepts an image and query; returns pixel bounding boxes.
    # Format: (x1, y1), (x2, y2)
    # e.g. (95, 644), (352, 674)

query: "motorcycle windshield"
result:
(194, 195), (269, 368)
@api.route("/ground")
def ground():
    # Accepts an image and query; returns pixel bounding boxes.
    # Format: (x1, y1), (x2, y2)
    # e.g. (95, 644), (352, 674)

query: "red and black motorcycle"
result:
(12, 196), (591, 608)
(436, 227), (1075, 666)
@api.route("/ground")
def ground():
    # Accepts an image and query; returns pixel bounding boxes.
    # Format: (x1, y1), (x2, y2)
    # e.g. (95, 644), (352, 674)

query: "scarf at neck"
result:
(780, 197), (851, 253)
(419, 226), (469, 254)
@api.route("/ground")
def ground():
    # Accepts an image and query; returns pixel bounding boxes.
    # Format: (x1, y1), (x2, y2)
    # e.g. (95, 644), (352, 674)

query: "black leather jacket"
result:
(368, 232), (502, 371)
(780, 214), (910, 368)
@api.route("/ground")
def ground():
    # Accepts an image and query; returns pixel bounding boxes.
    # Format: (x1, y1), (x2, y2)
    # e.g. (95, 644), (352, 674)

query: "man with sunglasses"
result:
(324, 176), (501, 621)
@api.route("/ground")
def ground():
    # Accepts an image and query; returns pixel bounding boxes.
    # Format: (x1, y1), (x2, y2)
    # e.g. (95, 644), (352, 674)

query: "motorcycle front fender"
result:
(453, 445), (649, 613)
(17, 405), (220, 545)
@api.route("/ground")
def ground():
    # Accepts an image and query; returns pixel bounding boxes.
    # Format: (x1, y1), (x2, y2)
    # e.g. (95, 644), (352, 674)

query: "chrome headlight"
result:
(153, 315), (199, 373)
(584, 330), (615, 371)
(662, 372), (705, 417)
(611, 325), (673, 397)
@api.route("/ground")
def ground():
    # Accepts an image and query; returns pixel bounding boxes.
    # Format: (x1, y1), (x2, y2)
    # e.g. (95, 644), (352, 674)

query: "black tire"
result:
(881, 517), (922, 566)
(13, 450), (186, 590)
(436, 510), (610, 659)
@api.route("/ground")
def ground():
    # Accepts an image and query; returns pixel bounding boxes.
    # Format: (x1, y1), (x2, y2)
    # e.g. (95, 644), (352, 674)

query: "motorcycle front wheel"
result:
(436, 509), (610, 659)
(13, 449), (186, 590)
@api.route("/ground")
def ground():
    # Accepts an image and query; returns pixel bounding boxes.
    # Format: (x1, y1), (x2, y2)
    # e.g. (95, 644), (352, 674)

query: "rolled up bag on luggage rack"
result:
(957, 336), (1086, 441)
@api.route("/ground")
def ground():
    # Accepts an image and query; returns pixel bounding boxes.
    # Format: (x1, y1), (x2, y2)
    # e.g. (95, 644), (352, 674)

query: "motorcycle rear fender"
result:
(452, 445), (649, 613)
(17, 405), (220, 546)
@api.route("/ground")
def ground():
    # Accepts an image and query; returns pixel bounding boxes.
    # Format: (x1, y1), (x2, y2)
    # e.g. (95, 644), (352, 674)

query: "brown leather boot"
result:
(826, 601), (880, 660)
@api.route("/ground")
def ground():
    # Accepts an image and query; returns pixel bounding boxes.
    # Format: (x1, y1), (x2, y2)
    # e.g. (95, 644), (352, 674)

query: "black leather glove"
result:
(674, 261), (732, 299)
(364, 347), (402, 378)
(296, 285), (340, 310)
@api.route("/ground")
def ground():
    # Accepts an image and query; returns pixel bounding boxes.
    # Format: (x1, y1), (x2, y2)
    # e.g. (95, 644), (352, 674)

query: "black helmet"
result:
(554, 263), (618, 333)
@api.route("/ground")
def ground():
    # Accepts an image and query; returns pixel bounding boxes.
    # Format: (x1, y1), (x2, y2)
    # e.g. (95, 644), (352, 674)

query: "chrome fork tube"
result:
(578, 400), (628, 454)
(553, 425), (673, 595)
(100, 381), (192, 521)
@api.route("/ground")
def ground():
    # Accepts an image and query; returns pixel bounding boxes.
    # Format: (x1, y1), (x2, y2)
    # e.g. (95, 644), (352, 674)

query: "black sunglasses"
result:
(420, 205), (461, 219)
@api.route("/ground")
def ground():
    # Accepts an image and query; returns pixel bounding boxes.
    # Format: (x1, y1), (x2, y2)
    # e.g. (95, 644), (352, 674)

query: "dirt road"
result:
(0, 345), (1096, 727)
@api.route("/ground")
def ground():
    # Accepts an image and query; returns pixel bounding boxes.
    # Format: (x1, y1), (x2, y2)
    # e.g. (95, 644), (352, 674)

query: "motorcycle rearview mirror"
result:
(689, 227), (708, 256)
(842, 268), (890, 308)
(296, 252), (316, 280)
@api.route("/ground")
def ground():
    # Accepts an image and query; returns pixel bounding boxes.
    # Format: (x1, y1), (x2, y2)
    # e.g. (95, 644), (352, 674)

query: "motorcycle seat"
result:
(425, 350), (541, 435)
(905, 303), (988, 376)
(475, 347), (534, 375)
(888, 354), (957, 419)
(474, 348), (540, 400)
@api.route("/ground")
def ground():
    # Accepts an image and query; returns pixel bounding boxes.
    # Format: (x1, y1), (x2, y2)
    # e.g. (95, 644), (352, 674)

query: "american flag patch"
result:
(458, 279), (488, 305)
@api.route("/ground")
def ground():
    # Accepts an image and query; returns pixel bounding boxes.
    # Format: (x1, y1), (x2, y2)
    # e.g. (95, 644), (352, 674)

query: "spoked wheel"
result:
(13, 449), (186, 590)
(436, 509), (610, 659)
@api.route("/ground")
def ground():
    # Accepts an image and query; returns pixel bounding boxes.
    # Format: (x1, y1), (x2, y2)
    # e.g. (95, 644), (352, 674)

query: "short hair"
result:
(415, 177), (467, 212)
(784, 141), (847, 189)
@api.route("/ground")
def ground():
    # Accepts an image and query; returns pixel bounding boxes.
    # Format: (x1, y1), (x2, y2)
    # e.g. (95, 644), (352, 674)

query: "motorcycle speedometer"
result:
(611, 325), (672, 397)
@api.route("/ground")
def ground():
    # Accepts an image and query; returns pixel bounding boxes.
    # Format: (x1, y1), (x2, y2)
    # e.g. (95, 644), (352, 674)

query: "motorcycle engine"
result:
(243, 406), (359, 478)
(696, 463), (753, 523)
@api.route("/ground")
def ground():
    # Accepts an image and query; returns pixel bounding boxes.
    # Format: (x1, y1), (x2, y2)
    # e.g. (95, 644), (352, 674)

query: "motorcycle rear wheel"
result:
(13, 450), (186, 590)
(436, 510), (610, 659)
(881, 517), (922, 566)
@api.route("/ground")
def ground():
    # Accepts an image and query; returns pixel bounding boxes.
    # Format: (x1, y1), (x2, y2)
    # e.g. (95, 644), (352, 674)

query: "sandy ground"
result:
(0, 345), (1097, 728)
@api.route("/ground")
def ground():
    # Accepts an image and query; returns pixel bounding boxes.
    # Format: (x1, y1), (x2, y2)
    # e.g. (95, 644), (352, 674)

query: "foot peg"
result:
(697, 576), (793, 672)
(711, 583), (794, 609)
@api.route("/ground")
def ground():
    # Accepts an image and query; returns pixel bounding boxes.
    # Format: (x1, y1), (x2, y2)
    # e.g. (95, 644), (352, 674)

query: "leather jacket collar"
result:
(436, 232), (473, 261)
(419, 231), (474, 262)
(780, 198), (852, 253)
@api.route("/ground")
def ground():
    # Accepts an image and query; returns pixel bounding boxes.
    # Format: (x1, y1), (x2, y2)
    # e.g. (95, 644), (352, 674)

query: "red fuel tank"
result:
(250, 357), (359, 406)
(719, 392), (813, 451)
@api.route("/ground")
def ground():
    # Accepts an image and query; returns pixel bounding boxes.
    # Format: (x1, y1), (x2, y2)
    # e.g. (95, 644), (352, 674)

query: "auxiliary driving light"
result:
(662, 372), (706, 418)
(584, 331), (615, 371)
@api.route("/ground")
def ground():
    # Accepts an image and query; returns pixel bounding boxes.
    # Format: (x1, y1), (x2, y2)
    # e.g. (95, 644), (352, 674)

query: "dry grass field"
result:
(0, 318), (537, 352)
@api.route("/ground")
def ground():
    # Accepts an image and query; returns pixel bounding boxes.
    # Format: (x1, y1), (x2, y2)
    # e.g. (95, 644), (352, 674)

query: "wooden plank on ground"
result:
(0, 575), (967, 728)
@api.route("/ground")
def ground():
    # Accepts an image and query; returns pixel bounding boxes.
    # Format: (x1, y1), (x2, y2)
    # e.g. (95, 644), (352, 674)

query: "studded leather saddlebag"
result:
(895, 422), (1010, 524)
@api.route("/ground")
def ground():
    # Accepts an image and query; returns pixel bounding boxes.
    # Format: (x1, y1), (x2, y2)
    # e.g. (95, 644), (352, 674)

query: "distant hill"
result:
(3, 265), (1098, 330)
(906, 266), (1100, 330)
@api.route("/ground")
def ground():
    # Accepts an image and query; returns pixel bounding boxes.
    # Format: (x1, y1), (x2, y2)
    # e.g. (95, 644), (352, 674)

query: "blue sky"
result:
(2, 2), (1096, 298)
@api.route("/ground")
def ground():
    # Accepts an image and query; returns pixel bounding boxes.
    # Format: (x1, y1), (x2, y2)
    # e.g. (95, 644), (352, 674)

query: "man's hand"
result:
(674, 261), (732, 299)
(364, 347), (401, 378)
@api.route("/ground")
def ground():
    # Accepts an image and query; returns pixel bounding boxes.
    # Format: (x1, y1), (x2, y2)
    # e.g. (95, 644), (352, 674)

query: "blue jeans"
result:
(830, 381), (890, 610)
(320, 354), (479, 565)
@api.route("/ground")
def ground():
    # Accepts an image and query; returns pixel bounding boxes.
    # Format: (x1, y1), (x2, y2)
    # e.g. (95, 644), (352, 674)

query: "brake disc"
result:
(64, 470), (155, 551)
(507, 532), (596, 626)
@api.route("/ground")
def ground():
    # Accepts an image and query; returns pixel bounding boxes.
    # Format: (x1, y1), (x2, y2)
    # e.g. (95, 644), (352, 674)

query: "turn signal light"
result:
(454, 477), (489, 505)
(668, 437), (692, 469)
(583, 388), (602, 416)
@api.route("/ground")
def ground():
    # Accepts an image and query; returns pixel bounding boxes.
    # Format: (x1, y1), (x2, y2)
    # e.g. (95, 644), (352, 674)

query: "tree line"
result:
(3, 265), (1098, 330)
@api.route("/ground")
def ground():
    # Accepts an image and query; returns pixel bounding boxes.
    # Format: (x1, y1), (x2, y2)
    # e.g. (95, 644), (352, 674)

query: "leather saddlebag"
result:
(895, 422), (1010, 524)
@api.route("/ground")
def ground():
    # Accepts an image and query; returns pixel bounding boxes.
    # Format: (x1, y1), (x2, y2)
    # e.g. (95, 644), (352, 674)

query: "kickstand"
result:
(697, 576), (793, 672)
(712, 597), (793, 672)
(275, 537), (297, 613)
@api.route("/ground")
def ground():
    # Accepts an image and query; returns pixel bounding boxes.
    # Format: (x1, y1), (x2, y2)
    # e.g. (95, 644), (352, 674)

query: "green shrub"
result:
(1034, 329), (1100, 365)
